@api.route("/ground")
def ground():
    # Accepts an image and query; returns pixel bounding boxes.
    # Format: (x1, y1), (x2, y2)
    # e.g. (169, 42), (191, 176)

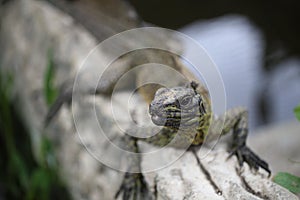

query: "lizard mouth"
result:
(151, 113), (166, 126)
(149, 103), (181, 127)
(150, 109), (182, 127)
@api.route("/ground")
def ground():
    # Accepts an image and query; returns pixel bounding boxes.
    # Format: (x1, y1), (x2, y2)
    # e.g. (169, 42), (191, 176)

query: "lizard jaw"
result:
(151, 113), (166, 126)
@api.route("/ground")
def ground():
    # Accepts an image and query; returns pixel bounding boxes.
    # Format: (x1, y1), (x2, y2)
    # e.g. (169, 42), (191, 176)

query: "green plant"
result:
(0, 68), (70, 199)
(294, 103), (300, 121)
(44, 49), (58, 106)
(273, 172), (300, 194)
(272, 104), (300, 195)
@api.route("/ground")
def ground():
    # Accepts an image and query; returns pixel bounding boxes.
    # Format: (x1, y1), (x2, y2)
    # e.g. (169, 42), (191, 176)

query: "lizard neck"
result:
(193, 112), (212, 145)
(160, 112), (212, 146)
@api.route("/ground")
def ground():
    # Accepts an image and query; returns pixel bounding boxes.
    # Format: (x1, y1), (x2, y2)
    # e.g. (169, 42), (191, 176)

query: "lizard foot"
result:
(115, 172), (153, 200)
(228, 145), (271, 177)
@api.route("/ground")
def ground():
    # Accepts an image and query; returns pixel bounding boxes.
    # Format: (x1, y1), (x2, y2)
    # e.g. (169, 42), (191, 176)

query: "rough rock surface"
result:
(0, 0), (298, 199)
(249, 121), (300, 177)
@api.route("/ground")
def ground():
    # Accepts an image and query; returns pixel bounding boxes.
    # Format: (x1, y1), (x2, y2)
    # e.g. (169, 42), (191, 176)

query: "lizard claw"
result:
(115, 172), (153, 200)
(228, 145), (271, 177)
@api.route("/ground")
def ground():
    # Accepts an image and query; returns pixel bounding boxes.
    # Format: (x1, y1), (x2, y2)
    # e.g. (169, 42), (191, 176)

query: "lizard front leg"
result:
(213, 107), (271, 175)
(115, 135), (153, 200)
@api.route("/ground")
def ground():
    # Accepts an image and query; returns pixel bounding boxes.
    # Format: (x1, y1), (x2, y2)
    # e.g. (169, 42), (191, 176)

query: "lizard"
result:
(45, 77), (270, 200)
(113, 81), (270, 200)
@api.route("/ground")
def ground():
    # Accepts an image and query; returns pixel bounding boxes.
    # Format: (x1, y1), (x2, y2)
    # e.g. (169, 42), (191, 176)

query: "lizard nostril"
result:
(149, 103), (158, 117)
(149, 104), (153, 113)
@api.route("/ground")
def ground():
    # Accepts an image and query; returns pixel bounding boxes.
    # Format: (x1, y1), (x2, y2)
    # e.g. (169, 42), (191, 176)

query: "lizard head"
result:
(149, 82), (206, 128)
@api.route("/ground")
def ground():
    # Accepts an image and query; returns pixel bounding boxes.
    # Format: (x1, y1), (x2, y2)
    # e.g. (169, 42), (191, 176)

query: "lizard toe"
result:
(228, 145), (271, 177)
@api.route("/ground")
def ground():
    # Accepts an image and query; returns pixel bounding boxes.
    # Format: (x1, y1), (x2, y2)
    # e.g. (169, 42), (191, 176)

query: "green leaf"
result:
(294, 104), (300, 121)
(27, 168), (52, 200)
(273, 172), (300, 194)
(39, 137), (57, 169)
(44, 49), (58, 106)
(10, 152), (30, 190)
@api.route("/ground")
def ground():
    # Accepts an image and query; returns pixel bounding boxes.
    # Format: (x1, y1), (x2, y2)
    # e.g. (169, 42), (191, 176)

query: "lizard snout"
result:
(149, 103), (166, 126)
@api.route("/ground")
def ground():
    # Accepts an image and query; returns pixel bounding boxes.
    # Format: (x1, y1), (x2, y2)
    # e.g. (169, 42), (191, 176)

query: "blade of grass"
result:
(44, 49), (58, 106)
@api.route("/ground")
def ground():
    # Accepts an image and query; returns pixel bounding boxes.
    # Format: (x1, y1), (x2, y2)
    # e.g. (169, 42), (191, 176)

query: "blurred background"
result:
(127, 0), (300, 129)
(1, 0), (300, 199)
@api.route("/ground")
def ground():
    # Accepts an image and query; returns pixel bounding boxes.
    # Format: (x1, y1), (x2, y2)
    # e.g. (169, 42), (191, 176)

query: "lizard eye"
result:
(180, 96), (192, 106)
